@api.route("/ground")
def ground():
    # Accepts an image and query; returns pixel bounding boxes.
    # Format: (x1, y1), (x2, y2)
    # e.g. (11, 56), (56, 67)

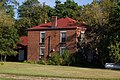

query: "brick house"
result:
(27, 16), (87, 61)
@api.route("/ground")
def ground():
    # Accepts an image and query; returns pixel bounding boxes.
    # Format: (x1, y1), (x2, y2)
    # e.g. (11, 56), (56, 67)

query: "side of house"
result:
(27, 29), (77, 61)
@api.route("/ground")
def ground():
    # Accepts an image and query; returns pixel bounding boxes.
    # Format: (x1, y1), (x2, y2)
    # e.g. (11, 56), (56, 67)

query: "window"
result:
(40, 31), (45, 43)
(60, 31), (66, 43)
(60, 47), (66, 55)
(40, 47), (45, 56)
(80, 33), (85, 43)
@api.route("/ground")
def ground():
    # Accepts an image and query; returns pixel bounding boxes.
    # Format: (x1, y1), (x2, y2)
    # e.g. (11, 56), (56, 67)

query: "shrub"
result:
(39, 57), (46, 65)
(48, 53), (62, 65)
(39, 50), (74, 66)
(47, 50), (73, 66)
(62, 50), (72, 66)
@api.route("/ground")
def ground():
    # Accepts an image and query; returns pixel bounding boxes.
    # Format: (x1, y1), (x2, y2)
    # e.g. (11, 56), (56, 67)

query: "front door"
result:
(18, 50), (24, 61)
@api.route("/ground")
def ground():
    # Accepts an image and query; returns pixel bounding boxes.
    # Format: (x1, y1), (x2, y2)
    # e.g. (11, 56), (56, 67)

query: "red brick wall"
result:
(66, 30), (77, 54)
(27, 31), (40, 61)
(27, 29), (77, 61)
(45, 30), (60, 56)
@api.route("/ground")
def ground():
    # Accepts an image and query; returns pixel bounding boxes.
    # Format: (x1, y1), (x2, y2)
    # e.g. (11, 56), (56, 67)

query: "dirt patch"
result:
(0, 74), (83, 80)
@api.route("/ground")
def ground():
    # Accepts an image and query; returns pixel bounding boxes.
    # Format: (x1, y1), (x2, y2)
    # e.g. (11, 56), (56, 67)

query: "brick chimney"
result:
(52, 16), (57, 28)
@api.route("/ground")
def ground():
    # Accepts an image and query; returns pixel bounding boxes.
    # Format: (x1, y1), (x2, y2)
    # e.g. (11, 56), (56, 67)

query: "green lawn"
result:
(0, 62), (120, 79)
(0, 78), (15, 80)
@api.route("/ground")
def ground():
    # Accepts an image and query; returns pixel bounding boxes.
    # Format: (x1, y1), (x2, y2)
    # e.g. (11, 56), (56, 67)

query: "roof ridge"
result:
(28, 17), (80, 30)
(65, 17), (77, 22)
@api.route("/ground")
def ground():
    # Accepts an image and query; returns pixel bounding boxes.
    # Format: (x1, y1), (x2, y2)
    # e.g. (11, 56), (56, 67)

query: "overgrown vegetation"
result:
(79, 0), (120, 65)
(47, 53), (62, 65)
(39, 50), (72, 66)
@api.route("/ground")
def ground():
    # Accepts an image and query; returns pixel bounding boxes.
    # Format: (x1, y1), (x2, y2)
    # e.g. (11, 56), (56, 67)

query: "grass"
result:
(0, 62), (120, 79)
(0, 78), (16, 80)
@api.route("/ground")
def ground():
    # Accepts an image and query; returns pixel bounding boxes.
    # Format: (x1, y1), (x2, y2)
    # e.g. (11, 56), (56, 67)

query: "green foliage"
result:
(61, 50), (72, 66)
(105, 3), (120, 63)
(48, 53), (62, 65)
(0, 0), (18, 17)
(54, 0), (82, 19)
(17, 0), (41, 36)
(0, 25), (18, 56)
(78, 0), (120, 65)
(0, 9), (19, 61)
(16, 0), (82, 36)
(16, 0), (52, 36)
(39, 57), (46, 65)
(39, 50), (72, 66)
(108, 42), (120, 63)
(99, 1), (120, 64)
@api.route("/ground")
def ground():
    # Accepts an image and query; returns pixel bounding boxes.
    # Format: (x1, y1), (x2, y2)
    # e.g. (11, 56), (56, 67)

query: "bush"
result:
(48, 53), (62, 65)
(38, 50), (73, 66)
(62, 50), (72, 66)
(39, 57), (46, 65)
(47, 50), (72, 66)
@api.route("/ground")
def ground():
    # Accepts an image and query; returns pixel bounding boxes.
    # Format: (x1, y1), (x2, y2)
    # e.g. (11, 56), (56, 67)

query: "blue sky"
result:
(18, 0), (93, 7)
(15, 0), (93, 18)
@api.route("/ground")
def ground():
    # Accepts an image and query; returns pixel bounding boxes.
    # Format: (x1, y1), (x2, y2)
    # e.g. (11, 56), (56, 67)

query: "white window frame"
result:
(60, 31), (66, 43)
(40, 31), (45, 43)
(40, 47), (45, 56)
(60, 47), (66, 55)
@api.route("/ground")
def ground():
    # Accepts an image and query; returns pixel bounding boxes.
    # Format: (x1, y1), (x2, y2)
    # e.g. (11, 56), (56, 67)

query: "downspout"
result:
(48, 36), (50, 57)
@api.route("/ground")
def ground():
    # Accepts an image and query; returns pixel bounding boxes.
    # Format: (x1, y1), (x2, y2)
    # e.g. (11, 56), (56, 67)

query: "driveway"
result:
(0, 74), (83, 80)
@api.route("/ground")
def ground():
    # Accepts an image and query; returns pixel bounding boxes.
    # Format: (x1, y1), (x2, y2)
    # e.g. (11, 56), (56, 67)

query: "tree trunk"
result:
(4, 55), (7, 62)
(1, 55), (2, 61)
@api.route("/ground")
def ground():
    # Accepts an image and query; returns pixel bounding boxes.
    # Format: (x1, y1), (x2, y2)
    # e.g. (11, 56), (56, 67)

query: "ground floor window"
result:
(40, 47), (45, 58)
(60, 47), (66, 55)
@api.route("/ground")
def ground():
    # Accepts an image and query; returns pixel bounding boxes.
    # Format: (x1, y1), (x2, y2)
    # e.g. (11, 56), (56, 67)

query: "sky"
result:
(17, 0), (93, 7)
(15, 0), (93, 18)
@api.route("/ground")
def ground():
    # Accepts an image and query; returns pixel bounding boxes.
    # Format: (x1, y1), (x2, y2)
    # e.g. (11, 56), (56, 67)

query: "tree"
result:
(106, 2), (120, 63)
(54, 0), (82, 19)
(97, 0), (120, 64)
(79, 0), (120, 65)
(0, 0), (18, 17)
(17, 0), (51, 36)
(0, 9), (19, 61)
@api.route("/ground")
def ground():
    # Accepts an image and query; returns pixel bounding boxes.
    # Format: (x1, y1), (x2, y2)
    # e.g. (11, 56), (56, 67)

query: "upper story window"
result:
(40, 31), (45, 43)
(60, 31), (66, 43)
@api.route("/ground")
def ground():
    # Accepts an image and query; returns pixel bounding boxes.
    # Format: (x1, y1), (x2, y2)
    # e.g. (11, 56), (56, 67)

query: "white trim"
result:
(40, 31), (45, 43)
(40, 47), (45, 56)
(60, 47), (66, 55)
(60, 31), (66, 33)
(60, 31), (66, 42)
